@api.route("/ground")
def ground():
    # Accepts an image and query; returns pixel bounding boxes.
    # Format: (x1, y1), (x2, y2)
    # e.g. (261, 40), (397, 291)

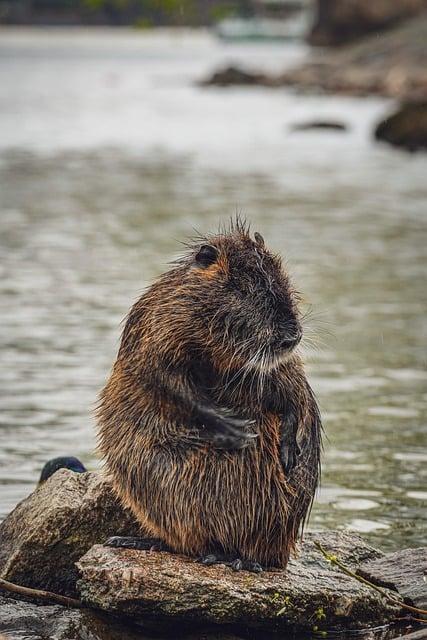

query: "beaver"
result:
(97, 220), (322, 572)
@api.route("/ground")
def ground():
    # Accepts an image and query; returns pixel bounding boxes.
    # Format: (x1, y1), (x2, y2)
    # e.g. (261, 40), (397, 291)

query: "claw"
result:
(197, 553), (264, 574)
(246, 561), (263, 574)
(231, 559), (243, 571)
(199, 554), (217, 566)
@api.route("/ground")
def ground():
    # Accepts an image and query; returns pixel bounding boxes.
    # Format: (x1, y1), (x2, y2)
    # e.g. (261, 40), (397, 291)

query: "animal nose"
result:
(280, 330), (302, 350)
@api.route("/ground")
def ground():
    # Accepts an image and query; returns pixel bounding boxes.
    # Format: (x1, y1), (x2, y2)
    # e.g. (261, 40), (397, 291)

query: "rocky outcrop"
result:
(0, 470), (140, 598)
(374, 102), (427, 151)
(309, 0), (427, 46)
(0, 471), (424, 637)
(282, 16), (427, 101)
(202, 16), (427, 102)
(77, 532), (401, 635)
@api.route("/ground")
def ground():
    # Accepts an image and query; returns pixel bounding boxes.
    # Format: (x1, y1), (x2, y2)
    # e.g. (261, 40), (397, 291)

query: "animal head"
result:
(175, 219), (302, 374)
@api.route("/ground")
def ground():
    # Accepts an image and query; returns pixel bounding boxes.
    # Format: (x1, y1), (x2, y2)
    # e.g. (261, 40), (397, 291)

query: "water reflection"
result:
(0, 30), (426, 552)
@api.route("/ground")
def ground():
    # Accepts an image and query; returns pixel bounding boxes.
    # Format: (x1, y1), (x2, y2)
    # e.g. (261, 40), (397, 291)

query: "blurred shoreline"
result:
(203, 15), (427, 103)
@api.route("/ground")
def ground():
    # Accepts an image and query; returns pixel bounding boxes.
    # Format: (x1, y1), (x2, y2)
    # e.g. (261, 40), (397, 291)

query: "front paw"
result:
(199, 406), (257, 451)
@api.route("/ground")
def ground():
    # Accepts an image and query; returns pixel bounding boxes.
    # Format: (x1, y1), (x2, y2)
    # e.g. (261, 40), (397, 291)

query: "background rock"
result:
(200, 66), (273, 87)
(0, 470), (141, 597)
(281, 16), (427, 101)
(201, 17), (427, 102)
(77, 531), (400, 635)
(290, 121), (348, 132)
(374, 102), (427, 151)
(309, 0), (427, 46)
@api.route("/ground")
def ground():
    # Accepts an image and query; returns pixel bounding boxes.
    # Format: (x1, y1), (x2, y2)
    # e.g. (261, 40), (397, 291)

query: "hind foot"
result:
(198, 553), (263, 574)
(104, 536), (169, 552)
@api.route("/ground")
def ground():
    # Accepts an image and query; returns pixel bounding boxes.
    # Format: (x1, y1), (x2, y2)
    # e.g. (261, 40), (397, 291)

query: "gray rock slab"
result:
(358, 547), (427, 611)
(77, 531), (400, 634)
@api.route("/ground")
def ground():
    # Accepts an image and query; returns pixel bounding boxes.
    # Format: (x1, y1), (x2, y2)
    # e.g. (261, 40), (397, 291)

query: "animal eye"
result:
(195, 244), (218, 267)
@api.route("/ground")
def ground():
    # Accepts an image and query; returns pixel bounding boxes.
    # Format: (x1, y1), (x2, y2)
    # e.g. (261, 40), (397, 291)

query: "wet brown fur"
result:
(97, 221), (322, 568)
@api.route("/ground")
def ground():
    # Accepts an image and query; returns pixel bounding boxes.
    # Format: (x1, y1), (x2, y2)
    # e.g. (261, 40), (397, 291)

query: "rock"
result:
(281, 16), (427, 101)
(0, 470), (141, 598)
(290, 121), (348, 131)
(393, 631), (427, 640)
(358, 547), (427, 612)
(0, 593), (155, 640)
(374, 102), (427, 151)
(309, 0), (426, 46)
(77, 531), (401, 634)
(200, 66), (274, 87)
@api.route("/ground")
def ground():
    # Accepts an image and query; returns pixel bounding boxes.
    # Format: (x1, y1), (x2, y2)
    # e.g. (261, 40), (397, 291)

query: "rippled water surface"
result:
(0, 28), (426, 551)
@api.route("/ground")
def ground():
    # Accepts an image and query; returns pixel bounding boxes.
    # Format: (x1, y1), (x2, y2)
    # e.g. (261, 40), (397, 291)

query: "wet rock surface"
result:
(0, 594), (157, 640)
(77, 531), (400, 634)
(358, 547), (427, 612)
(0, 594), (248, 640)
(0, 470), (140, 598)
(374, 102), (427, 151)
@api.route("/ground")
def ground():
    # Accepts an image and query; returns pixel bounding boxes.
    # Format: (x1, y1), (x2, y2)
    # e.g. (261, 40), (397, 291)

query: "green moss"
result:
(273, 593), (292, 616)
(315, 607), (326, 621)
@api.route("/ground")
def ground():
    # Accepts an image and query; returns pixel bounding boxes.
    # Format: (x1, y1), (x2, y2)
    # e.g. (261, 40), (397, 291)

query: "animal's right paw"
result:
(197, 553), (263, 573)
(198, 406), (257, 451)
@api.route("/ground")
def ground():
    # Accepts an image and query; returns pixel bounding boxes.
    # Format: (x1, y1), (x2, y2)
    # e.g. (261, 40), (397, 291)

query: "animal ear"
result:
(195, 244), (219, 267)
(254, 232), (265, 248)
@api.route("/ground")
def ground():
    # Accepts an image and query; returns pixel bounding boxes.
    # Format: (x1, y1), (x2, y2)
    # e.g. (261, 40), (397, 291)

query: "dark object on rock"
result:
(97, 222), (322, 571)
(309, 0), (426, 46)
(291, 121), (348, 131)
(200, 65), (274, 87)
(0, 470), (141, 598)
(374, 103), (427, 151)
(77, 531), (400, 634)
(39, 455), (86, 484)
(358, 547), (427, 612)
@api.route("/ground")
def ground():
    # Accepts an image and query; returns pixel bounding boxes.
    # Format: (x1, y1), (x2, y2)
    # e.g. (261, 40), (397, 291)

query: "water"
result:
(0, 28), (426, 554)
